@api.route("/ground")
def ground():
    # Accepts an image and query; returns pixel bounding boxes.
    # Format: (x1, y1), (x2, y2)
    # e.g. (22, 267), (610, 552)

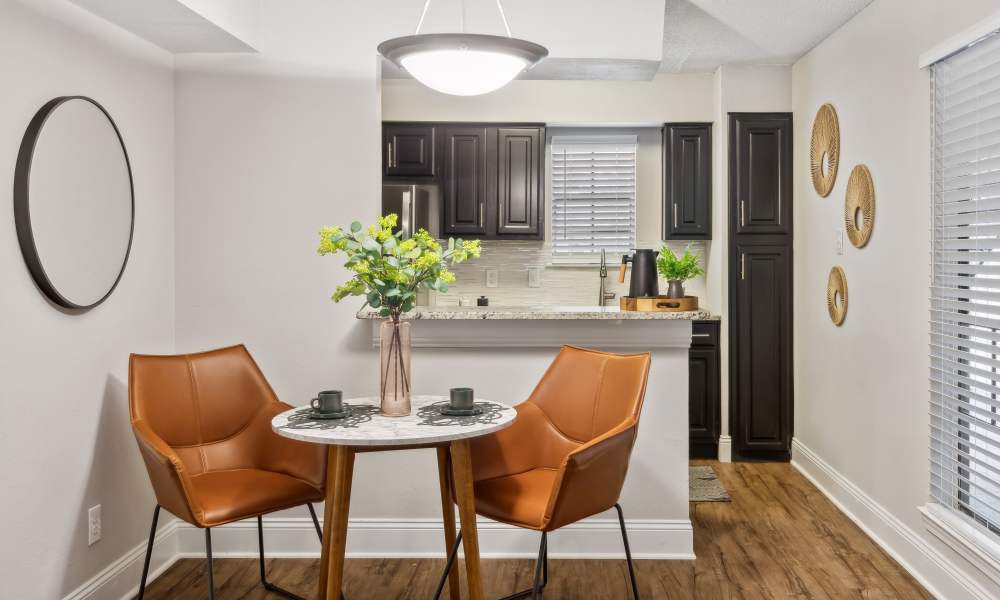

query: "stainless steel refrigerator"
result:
(381, 184), (440, 239)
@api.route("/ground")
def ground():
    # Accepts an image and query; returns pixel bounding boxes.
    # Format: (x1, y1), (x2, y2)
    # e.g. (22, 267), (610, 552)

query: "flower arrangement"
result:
(655, 243), (704, 282)
(318, 214), (481, 321)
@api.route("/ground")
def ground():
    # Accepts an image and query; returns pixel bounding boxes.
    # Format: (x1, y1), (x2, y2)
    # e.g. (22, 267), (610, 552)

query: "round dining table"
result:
(272, 394), (517, 600)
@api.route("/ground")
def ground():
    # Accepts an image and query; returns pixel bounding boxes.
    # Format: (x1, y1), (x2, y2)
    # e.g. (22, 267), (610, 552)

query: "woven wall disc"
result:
(810, 103), (840, 197)
(845, 164), (875, 248)
(827, 266), (848, 326)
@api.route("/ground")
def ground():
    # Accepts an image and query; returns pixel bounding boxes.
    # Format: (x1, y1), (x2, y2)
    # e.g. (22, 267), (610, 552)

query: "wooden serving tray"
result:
(620, 295), (699, 312)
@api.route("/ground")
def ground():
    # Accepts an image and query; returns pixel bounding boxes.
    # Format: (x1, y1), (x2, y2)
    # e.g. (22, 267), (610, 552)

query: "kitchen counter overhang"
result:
(358, 306), (718, 349)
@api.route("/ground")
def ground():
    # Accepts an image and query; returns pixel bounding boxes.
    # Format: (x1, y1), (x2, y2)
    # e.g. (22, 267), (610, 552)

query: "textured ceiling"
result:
(660, 0), (873, 73)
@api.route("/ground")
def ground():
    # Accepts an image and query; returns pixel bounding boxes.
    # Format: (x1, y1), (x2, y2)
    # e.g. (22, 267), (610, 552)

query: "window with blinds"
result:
(931, 29), (1000, 536)
(550, 135), (637, 260)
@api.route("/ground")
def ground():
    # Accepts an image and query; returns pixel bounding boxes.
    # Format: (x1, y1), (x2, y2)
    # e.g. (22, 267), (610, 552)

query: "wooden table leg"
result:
(450, 439), (484, 600)
(318, 445), (355, 600)
(436, 446), (462, 600)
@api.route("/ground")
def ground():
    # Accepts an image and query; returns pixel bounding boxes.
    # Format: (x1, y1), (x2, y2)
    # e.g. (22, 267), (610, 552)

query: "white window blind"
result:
(550, 135), (637, 259)
(931, 29), (1000, 536)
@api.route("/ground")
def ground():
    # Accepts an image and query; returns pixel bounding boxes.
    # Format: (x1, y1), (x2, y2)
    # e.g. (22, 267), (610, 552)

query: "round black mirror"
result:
(14, 96), (134, 310)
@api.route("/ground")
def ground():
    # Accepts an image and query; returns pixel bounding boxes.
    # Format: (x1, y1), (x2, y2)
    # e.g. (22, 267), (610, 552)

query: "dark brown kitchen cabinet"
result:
(730, 113), (792, 235)
(731, 241), (793, 461)
(689, 320), (720, 458)
(442, 126), (488, 236)
(495, 127), (542, 237)
(383, 124), (435, 177)
(664, 123), (712, 240)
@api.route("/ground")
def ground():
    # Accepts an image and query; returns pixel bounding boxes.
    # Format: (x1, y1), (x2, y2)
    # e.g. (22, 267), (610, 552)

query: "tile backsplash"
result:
(429, 240), (708, 307)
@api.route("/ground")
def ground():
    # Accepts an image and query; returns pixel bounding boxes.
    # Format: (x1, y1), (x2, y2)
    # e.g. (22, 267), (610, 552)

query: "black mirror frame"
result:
(13, 96), (135, 310)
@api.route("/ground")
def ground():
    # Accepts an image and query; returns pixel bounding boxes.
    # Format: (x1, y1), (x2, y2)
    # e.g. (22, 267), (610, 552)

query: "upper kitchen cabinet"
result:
(729, 113), (792, 235)
(442, 126), (489, 236)
(663, 123), (712, 240)
(495, 127), (542, 238)
(383, 124), (436, 177)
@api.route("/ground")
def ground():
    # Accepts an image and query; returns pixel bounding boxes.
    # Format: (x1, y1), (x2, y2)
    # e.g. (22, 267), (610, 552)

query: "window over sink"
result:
(550, 134), (637, 263)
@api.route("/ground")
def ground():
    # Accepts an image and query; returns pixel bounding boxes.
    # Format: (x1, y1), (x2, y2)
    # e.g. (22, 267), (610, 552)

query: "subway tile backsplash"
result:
(430, 240), (708, 307)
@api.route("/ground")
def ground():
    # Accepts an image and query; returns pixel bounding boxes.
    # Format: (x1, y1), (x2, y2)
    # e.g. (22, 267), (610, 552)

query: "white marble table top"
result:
(271, 395), (516, 447)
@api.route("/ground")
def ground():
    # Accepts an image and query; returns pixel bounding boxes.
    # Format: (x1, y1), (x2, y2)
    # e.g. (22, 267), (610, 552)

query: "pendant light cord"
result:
(414, 0), (432, 34)
(413, 0), (513, 37)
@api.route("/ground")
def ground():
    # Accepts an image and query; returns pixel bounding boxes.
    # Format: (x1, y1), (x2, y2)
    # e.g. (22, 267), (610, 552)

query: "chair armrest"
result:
(253, 402), (328, 492)
(132, 420), (199, 524)
(543, 421), (638, 530)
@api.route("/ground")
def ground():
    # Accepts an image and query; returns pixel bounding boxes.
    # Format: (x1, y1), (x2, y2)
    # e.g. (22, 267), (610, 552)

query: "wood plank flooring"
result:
(139, 461), (932, 599)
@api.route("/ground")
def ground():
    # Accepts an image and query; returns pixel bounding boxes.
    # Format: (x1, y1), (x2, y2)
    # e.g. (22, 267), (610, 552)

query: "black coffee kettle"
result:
(618, 249), (659, 297)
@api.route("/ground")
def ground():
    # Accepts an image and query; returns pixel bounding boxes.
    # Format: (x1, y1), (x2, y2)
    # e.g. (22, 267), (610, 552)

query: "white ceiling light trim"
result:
(378, 0), (548, 96)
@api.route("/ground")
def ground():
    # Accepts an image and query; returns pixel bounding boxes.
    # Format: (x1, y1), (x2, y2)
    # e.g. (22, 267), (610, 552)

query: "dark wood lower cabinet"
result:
(689, 320), (721, 458)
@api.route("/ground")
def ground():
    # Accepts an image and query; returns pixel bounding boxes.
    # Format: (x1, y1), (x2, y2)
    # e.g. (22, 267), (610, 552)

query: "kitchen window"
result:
(930, 29), (1000, 538)
(550, 134), (637, 262)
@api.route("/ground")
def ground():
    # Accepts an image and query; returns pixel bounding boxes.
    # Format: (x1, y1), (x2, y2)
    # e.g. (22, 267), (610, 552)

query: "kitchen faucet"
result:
(598, 249), (617, 307)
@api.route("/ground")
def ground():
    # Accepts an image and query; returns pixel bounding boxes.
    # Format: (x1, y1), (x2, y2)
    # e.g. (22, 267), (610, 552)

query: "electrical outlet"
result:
(834, 228), (844, 255)
(527, 268), (541, 288)
(88, 505), (101, 546)
(485, 268), (499, 288)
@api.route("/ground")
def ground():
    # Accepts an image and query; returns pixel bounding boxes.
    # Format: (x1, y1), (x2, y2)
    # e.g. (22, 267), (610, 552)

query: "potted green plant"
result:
(318, 214), (481, 416)
(655, 243), (704, 299)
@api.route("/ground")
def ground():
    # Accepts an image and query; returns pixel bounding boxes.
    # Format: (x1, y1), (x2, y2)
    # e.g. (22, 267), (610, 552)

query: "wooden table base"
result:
(317, 441), (484, 600)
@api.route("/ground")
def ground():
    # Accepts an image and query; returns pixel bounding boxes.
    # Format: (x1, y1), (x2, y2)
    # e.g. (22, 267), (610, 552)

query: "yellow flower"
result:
(379, 214), (399, 230)
(439, 270), (456, 284)
(415, 251), (441, 270)
(399, 239), (417, 253)
(350, 260), (370, 274)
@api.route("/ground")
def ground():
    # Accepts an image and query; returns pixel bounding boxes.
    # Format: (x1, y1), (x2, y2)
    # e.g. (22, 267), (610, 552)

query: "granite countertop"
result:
(357, 305), (718, 321)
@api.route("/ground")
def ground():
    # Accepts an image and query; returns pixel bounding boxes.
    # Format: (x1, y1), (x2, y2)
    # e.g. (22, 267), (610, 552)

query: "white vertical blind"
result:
(931, 29), (1000, 536)
(550, 135), (637, 259)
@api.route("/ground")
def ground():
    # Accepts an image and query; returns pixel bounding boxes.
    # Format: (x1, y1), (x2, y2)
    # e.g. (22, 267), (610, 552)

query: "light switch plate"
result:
(485, 268), (499, 288)
(527, 268), (541, 288)
(835, 228), (844, 255)
(88, 505), (101, 546)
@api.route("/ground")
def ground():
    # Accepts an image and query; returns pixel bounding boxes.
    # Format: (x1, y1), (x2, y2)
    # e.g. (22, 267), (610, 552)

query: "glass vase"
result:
(379, 319), (411, 416)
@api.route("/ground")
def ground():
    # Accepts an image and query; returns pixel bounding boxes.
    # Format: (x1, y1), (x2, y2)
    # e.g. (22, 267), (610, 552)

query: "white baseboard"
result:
(62, 519), (181, 600)
(64, 514), (692, 600)
(176, 515), (694, 560)
(717, 435), (732, 463)
(791, 438), (996, 600)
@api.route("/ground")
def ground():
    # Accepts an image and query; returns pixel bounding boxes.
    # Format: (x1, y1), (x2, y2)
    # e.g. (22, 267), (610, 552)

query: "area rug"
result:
(690, 465), (731, 502)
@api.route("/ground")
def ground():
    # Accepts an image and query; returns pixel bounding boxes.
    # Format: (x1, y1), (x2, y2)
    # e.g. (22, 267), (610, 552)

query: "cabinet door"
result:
(495, 127), (542, 238)
(383, 124), (435, 177)
(664, 123), (712, 240)
(442, 127), (488, 236)
(729, 114), (792, 235)
(689, 345), (720, 458)
(731, 242), (792, 459)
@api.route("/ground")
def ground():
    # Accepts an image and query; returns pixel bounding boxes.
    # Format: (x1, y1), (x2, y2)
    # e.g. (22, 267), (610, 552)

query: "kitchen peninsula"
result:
(356, 305), (717, 558)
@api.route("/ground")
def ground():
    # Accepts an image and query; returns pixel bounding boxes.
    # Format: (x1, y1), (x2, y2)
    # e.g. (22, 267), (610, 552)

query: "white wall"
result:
(0, 2), (176, 598)
(792, 1), (1000, 598)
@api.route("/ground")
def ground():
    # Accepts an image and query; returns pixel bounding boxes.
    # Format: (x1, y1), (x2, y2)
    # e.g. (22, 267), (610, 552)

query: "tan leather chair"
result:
(435, 345), (651, 600)
(129, 345), (329, 600)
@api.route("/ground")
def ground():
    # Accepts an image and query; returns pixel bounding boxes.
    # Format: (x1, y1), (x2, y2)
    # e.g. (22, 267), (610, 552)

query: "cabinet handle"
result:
(387, 142), (393, 169)
(740, 200), (745, 227)
(480, 202), (485, 229)
(673, 203), (678, 228)
(741, 253), (746, 280)
(692, 333), (711, 338)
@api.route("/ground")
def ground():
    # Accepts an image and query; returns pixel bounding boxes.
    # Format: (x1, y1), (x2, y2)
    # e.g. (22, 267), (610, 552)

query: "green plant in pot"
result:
(656, 243), (704, 299)
(318, 214), (481, 416)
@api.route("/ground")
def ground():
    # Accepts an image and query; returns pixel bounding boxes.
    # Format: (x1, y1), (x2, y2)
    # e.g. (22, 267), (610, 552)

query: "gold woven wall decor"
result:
(845, 164), (875, 248)
(810, 103), (840, 197)
(827, 266), (848, 326)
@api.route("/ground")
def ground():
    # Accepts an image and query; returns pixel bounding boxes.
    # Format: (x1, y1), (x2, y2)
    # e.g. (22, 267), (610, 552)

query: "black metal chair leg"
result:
(496, 532), (548, 600)
(530, 533), (547, 600)
(205, 528), (215, 600)
(615, 503), (640, 600)
(136, 505), (160, 600)
(256, 512), (345, 600)
(307, 503), (322, 541)
(433, 529), (464, 600)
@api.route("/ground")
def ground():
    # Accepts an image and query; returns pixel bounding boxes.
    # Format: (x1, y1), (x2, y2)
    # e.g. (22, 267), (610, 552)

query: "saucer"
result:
(308, 407), (350, 420)
(439, 405), (483, 417)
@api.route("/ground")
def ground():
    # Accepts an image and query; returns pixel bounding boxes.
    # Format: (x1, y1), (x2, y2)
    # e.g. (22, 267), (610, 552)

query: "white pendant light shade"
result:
(379, 33), (548, 96)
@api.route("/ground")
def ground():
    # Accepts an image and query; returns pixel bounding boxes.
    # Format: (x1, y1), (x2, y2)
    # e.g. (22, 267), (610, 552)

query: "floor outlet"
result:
(88, 504), (101, 546)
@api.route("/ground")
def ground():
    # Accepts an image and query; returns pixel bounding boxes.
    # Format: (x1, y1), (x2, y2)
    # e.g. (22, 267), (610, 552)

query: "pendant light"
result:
(378, 0), (548, 96)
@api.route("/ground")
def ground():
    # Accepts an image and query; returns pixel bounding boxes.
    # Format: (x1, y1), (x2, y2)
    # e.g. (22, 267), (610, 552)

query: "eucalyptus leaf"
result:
(362, 237), (381, 252)
(350, 221), (362, 233)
